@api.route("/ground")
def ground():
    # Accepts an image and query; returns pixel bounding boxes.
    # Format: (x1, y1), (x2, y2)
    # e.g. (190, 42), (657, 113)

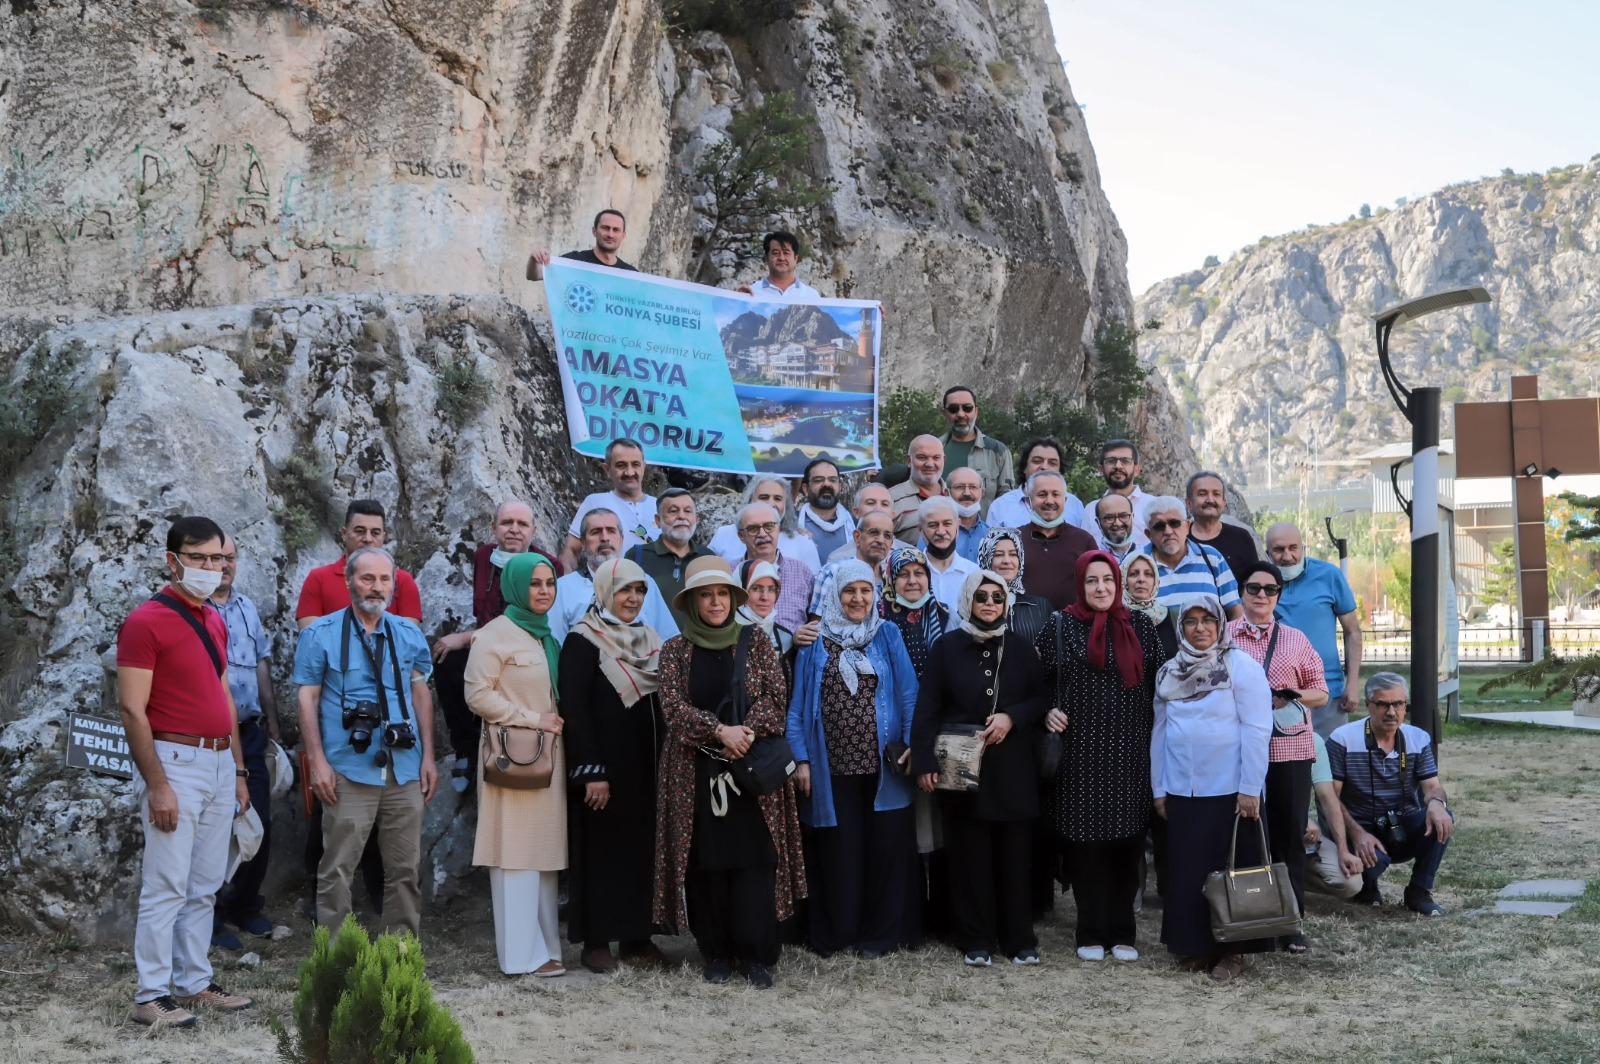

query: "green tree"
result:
(690, 91), (835, 282)
(1478, 537), (1518, 608)
(1545, 495), (1600, 615)
(1358, 203), (1372, 219)
(1384, 551), (1411, 619)
(1202, 254), (1221, 268)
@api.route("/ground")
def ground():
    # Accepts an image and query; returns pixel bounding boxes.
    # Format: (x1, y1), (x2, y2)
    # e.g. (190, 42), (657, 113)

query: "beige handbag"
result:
(1203, 814), (1303, 942)
(933, 640), (1004, 792)
(480, 724), (555, 790)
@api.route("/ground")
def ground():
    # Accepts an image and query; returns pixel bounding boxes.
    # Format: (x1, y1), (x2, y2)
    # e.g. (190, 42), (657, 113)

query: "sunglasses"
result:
(1243, 582), (1282, 596)
(1148, 519), (1185, 533)
(946, 403), (975, 413)
(971, 591), (1006, 605)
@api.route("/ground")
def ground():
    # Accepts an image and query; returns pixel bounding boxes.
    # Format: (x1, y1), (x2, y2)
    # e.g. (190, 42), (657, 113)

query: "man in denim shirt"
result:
(208, 534), (280, 949)
(293, 547), (438, 934)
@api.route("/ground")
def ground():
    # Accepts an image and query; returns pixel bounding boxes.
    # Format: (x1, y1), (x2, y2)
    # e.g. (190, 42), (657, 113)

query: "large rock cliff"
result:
(0, 0), (1197, 935)
(1136, 160), (1600, 490)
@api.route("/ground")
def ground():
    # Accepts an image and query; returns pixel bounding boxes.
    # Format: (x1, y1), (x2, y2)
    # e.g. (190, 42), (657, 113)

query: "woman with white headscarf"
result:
(1151, 595), (1272, 984)
(559, 557), (665, 974)
(786, 560), (920, 957)
(911, 570), (1050, 967)
(736, 558), (798, 686)
(1122, 552), (1177, 658)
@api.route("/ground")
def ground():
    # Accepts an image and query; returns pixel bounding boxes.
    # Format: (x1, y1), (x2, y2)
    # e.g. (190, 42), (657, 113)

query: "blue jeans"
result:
(1360, 807), (1451, 892)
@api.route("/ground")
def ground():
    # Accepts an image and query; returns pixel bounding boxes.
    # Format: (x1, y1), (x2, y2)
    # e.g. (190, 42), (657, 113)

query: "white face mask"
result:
(953, 500), (983, 520)
(1031, 511), (1066, 528)
(895, 591), (932, 610)
(1280, 559), (1306, 582)
(490, 548), (516, 569)
(177, 563), (224, 599)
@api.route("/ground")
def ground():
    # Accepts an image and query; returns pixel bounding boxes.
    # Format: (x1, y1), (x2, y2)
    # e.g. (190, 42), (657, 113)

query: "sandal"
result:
(1209, 954), (1245, 983)
(1284, 933), (1309, 955)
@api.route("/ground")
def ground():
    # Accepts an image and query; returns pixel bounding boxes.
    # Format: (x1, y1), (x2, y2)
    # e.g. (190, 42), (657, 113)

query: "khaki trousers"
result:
(318, 775), (424, 935)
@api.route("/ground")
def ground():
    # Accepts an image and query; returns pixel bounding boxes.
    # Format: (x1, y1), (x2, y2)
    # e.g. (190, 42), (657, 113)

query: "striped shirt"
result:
(1143, 539), (1240, 612)
(1227, 618), (1327, 762)
(1327, 720), (1438, 825)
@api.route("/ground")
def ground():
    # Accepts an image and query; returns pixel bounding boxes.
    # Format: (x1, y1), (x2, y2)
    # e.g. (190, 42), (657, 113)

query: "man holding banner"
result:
(736, 231), (821, 299)
(526, 209), (638, 281)
(542, 250), (881, 479)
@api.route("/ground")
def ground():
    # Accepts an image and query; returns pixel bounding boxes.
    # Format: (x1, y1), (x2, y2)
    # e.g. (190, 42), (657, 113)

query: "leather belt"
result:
(152, 731), (231, 751)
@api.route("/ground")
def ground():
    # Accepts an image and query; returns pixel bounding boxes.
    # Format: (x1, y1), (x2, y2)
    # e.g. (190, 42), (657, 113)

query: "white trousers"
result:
(134, 741), (235, 1002)
(489, 867), (561, 975)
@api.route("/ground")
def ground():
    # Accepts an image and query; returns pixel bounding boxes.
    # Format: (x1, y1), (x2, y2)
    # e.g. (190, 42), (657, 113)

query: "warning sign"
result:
(66, 713), (134, 779)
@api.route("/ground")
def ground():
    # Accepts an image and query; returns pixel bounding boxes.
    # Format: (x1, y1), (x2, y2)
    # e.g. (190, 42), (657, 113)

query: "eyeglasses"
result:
(1180, 615), (1219, 629)
(1369, 698), (1408, 710)
(1243, 582), (1282, 596)
(1149, 519), (1185, 533)
(1100, 513), (1132, 524)
(176, 551), (229, 565)
(1103, 457), (1136, 467)
(946, 403), (975, 414)
(971, 591), (1006, 605)
(741, 522), (779, 536)
(807, 475), (843, 486)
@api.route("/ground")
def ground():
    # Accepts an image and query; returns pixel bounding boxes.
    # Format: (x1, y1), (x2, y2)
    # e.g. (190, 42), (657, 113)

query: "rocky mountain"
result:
(1137, 160), (1600, 491)
(0, 0), (1198, 937)
(721, 303), (849, 348)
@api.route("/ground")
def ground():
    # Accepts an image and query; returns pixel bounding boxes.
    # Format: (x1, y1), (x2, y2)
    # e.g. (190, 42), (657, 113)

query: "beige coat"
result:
(464, 614), (567, 871)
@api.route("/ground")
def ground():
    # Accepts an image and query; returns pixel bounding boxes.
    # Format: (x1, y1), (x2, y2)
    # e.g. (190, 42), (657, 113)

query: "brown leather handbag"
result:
(480, 724), (555, 790)
(1204, 814), (1303, 942)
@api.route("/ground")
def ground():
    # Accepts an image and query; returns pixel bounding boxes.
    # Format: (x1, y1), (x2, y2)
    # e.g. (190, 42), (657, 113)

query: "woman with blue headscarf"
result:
(786, 559), (920, 957)
(877, 545), (947, 678)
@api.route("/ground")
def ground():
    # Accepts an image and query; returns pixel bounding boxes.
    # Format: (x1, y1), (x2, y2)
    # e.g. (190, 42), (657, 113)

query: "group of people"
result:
(112, 210), (1459, 1026)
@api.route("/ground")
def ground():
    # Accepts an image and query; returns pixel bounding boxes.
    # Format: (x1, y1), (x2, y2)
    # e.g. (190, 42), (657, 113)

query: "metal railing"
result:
(1356, 625), (1600, 665)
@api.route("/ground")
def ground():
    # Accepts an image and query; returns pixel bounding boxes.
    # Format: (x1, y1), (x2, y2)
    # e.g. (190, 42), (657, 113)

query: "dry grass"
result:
(2, 722), (1597, 1063)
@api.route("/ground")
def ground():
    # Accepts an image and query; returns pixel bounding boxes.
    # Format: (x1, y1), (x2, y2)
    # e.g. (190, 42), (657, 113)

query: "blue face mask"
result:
(1280, 559), (1306, 582)
(1031, 512), (1066, 528)
(895, 591), (932, 610)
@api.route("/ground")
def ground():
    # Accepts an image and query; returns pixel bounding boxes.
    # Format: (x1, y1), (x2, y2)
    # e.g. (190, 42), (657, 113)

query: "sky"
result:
(1043, 1), (1600, 292)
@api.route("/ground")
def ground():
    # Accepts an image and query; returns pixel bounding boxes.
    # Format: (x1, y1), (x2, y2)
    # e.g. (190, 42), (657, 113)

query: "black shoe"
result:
(1352, 883), (1383, 907)
(744, 965), (774, 989)
(703, 960), (734, 984)
(1405, 886), (1444, 917)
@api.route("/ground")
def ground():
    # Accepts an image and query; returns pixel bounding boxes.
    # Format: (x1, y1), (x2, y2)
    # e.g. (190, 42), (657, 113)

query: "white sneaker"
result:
(1111, 945), (1139, 962)
(1076, 946), (1106, 962)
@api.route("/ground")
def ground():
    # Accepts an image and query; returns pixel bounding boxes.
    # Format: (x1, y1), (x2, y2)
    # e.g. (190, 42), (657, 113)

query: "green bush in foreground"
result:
(274, 915), (472, 1064)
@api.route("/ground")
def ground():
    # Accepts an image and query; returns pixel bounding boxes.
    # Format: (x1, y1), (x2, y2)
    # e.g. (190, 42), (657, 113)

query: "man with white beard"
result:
(918, 495), (979, 613)
(626, 487), (710, 628)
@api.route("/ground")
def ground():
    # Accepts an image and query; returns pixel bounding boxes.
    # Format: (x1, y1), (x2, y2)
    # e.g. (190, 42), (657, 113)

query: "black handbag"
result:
(1037, 616), (1066, 780)
(710, 628), (797, 797)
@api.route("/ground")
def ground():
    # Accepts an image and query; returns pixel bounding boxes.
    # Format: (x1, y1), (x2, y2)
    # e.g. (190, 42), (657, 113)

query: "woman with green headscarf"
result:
(465, 552), (569, 977)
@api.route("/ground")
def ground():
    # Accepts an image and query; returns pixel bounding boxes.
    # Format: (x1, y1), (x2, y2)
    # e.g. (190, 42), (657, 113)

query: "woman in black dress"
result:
(1036, 550), (1168, 962)
(977, 527), (1052, 647)
(912, 570), (1050, 967)
(559, 557), (666, 973)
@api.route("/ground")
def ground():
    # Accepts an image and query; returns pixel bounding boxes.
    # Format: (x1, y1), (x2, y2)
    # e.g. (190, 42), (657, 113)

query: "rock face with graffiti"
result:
(0, 0), (675, 320)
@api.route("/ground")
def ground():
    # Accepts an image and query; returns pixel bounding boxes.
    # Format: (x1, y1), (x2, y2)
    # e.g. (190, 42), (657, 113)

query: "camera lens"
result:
(374, 748), (390, 768)
(350, 727), (371, 753)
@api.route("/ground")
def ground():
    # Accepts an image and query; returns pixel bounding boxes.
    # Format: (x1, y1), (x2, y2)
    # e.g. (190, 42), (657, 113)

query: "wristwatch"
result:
(236, 769), (250, 779)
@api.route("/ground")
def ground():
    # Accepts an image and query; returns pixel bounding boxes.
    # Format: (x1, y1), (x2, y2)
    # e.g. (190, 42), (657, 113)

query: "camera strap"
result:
(340, 609), (412, 724)
(1363, 718), (1407, 773)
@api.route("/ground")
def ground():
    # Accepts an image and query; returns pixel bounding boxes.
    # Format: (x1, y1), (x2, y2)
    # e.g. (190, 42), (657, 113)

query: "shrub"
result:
(273, 454), (331, 554)
(436, 358), (492, 429)
(274, 916), (472, 1064)
(0, 340), (79, 482)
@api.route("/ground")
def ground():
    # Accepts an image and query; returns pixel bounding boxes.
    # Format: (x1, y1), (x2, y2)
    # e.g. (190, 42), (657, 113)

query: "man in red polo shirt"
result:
(118, 516), (254, 1030)
(295, 499), (423, 628)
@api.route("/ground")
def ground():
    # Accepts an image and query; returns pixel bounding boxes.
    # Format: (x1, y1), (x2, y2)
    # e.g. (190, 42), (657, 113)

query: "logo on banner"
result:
(564, 283), (598, 315)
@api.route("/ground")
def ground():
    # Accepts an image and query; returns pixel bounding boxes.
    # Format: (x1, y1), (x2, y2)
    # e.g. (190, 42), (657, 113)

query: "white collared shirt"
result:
(1151, 648), (1272, 800)
(926, 552), (979, 615)
(749, 276), (821, 299)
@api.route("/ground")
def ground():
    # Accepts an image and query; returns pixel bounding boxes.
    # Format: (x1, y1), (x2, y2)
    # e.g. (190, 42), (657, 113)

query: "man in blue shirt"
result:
(293, 547), (437, 935)
(209, 534), (280, 948)
(1267, 522), (1364, 737)
(1140, 495), (1242, 619)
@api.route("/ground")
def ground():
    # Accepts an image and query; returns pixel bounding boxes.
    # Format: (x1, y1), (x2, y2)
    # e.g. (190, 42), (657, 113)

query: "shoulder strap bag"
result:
(1260, 623), (1311, 739)
(152, 592), (225, 677)
(1203, 814), (1303, 942)
(1037, 616), (1065, 780)
(480, 636), (557, 790)
(703, 628), (797, 798)
(934, 638), (1004, 792)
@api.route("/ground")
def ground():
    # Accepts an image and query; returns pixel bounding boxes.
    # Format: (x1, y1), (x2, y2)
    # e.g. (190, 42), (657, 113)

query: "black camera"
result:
(342, 701), (383, 753)
(1374, 810), (1408, 848)
(384, 722), (417, 750)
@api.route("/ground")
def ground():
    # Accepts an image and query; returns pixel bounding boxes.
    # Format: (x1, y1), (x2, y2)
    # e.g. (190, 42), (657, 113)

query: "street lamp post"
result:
(1373, 286), (1491, 743)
